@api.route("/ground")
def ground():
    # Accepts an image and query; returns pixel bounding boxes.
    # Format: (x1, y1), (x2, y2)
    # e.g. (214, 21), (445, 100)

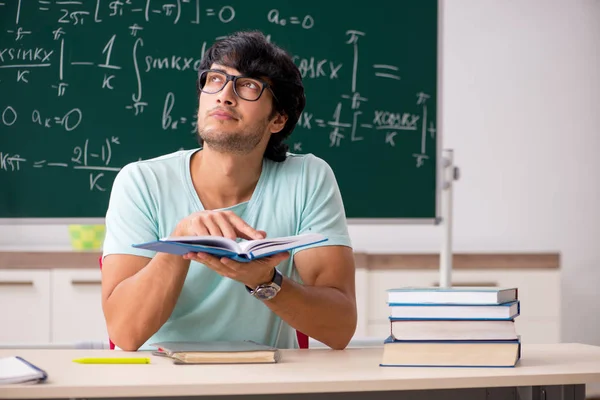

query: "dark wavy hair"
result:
(196, 31), (306, 162)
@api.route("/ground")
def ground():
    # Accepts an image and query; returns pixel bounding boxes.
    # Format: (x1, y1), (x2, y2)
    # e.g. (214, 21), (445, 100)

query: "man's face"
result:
(196, 64), (281, 154)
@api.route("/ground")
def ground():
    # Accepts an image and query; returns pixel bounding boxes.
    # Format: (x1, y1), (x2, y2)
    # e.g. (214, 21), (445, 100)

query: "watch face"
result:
(255, 286), (278, 300)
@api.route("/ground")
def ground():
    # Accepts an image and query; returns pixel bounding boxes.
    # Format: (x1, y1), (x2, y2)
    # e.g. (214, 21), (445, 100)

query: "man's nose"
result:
(216, 80), (237, 105)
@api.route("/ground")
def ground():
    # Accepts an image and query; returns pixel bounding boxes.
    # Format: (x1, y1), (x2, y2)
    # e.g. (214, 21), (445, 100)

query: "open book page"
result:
(133, 233), (327, 261)
(164, 233), (326, 255)
(161, 236), (242, 252)
(239, 233), (327, 257)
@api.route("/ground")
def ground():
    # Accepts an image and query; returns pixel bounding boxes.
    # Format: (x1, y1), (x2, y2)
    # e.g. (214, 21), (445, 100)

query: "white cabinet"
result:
(366, 270), (438, 339)
(0, 268), (108, 346)
(0, 270), (51, 343)
(0, 261), (561, 347)
(51, 269), (108, 343)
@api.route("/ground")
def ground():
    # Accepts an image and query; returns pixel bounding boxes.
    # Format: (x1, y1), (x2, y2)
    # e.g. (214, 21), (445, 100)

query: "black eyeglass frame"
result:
(197, 69), (278, 103)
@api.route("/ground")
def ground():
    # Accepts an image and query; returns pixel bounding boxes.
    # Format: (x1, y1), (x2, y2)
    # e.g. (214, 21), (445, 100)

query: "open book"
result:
(132, 233), (327, 262)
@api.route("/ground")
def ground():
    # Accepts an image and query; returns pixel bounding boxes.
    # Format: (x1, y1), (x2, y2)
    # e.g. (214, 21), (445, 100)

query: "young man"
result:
(101, 31), (356, 351)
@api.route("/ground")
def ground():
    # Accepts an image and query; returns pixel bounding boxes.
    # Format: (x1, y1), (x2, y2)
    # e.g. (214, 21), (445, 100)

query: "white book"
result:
(387, 287), (518, 305)
(0, 356), (47, 385)
(391, 320), (518, 341)
(390, 301), (520, 320)
(381, 337), (521, 367)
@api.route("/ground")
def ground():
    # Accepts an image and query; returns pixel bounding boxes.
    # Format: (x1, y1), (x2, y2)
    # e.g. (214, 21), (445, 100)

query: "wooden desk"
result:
(2, 344), (600, 400)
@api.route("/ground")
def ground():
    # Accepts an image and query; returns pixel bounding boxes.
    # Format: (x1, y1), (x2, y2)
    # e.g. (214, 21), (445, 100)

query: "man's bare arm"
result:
(191, 245), (357, 349)
(101, 210), (267, 351)
(101, 253), (190, 351)
(263, 246), (357, 349)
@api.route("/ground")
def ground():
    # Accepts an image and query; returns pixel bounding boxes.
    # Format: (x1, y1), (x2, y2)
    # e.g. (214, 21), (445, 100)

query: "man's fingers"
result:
(221, 251), (289, 268)
(189, 220), (209, 236)
(200, 214), (224, 237)
(212, 212), (237, 240)
(176, 211), (263, 240)
(225, 212), (265, 240)
(192, 252), (236, 276)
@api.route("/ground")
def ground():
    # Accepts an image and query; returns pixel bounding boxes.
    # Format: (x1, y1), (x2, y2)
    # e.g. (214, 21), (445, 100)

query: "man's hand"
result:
(173, 210), (266, 240)
(184, 251), (290, 289)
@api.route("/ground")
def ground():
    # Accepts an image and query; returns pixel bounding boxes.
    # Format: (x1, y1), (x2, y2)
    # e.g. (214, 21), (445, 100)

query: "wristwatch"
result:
(246, 269), (283, 301)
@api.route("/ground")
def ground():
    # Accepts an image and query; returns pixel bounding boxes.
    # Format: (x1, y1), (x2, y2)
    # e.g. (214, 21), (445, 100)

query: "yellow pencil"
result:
(72, 357), (151, 364)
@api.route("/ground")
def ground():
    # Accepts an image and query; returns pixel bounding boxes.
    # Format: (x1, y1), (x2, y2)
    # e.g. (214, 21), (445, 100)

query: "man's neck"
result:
(191, 147), (264, 210)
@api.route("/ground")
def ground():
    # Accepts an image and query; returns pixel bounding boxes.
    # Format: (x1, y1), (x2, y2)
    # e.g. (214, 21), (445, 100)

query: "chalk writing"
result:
(268, 9), (313, 29)
(0, 0), (437, 202)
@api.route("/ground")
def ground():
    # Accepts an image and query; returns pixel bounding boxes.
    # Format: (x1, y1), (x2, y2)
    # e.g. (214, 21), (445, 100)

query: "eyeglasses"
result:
(197, 69), (277, 102)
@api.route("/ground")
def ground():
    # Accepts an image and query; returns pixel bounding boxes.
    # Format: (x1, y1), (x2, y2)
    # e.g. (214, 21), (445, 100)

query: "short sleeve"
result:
(102, 163), (159, 260)
(294, 155), (352, 253)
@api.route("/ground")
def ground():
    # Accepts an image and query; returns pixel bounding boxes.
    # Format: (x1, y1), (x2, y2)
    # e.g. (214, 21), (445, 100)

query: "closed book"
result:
(389, 301), (520, 320)
(150, 341), (280, 364)
(0, 356), (48, 384)
(387, 287), (518, 305)
(391, 319), (518, 341)
(380, 336), (521, 368)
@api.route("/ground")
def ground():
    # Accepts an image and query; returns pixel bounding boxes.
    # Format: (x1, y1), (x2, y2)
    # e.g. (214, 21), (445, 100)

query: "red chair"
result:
(99, 257), (309, 349)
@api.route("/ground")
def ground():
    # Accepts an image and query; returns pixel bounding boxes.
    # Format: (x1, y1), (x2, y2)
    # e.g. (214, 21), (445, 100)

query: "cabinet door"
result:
(0, 270), (51, 343)
(368, 270), (440, 323)
(51, 269), (108, 343)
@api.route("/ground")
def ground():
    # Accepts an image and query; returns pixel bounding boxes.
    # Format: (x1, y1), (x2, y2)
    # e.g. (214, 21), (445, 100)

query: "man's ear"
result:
(270, 112), (288, 134)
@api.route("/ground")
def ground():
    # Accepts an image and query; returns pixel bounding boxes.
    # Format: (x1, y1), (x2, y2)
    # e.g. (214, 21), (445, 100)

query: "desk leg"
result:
(517, 385), (585, 400)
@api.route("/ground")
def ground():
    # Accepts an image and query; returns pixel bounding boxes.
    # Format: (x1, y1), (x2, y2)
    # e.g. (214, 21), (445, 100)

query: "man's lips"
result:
(209, 110), (237, 120)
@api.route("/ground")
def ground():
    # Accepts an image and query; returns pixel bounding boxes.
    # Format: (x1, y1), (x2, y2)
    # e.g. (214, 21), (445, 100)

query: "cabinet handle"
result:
(0, 281), (34, 286)
(71, 280), (101, 286)
(432, 282), (498, 287)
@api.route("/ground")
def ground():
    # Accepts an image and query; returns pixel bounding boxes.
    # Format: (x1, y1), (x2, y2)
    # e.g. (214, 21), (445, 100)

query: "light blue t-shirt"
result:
(102, 149), (352, 349)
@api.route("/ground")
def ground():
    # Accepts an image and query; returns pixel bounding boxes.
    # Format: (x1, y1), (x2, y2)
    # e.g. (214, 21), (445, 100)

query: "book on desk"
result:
(150, 341), (281, 364)
(0, 356), (48, 385)
(381, 286), (521, 368)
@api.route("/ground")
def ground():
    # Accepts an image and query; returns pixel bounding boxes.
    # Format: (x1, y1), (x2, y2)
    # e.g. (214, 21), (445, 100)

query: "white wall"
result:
(442, 0), (600, 347)
(1, 0), (599, 344)
(360, 0), (600, 349)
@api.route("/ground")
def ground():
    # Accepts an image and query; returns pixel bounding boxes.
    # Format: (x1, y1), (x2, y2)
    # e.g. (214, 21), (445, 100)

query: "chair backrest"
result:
(98, 257), (309, 349)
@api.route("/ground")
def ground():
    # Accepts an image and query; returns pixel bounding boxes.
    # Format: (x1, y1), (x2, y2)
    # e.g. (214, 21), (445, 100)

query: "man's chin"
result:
(199, 123), (238, 135)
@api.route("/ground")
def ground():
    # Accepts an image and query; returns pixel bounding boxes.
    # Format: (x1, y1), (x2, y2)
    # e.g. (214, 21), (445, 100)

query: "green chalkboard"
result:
(0, 0), (438, 221)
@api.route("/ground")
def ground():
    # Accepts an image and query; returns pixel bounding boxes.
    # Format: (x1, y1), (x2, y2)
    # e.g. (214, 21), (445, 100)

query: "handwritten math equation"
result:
(0, 0), (436, 193)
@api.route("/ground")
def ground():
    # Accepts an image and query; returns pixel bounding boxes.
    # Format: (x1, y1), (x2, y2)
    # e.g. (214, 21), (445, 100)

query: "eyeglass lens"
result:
(200, 71), (264, 101)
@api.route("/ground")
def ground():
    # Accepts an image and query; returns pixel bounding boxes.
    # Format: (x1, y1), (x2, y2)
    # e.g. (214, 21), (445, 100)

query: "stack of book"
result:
(380, 286), (521, 368)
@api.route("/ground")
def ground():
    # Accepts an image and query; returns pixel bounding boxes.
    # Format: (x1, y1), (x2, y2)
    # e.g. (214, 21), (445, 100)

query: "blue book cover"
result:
(383, 336), (521, 344)
(388, 301), (520, 321)
(132, 233), (327, 263)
